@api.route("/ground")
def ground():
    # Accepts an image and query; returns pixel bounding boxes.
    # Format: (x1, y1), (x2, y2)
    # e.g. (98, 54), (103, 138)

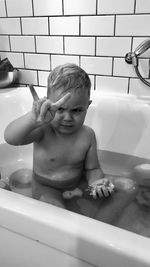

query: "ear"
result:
(88, 100), (92, 106)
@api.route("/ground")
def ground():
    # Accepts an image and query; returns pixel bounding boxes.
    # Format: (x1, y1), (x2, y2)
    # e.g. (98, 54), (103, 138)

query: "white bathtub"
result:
(0, 87), (150, 267)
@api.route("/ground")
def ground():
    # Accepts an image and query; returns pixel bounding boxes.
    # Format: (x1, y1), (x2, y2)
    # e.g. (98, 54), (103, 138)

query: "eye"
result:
(72, 108), (83, 114)
(57, 107), (65, 113)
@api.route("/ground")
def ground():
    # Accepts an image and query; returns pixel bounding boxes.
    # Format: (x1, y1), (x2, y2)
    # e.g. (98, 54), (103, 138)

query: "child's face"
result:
(49, 88), (90, 135)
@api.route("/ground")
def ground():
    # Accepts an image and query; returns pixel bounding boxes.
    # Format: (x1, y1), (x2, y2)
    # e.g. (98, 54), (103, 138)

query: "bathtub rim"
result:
(0, 189), (150, 267)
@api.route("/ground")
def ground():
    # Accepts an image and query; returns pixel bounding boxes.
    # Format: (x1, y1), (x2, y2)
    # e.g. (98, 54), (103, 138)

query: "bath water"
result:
(0, 143), (150, 239)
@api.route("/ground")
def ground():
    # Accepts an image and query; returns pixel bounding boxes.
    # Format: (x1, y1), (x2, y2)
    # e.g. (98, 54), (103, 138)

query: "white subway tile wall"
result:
(136, 0), (150, 13)
(0, 18), (21, 34)
(6, 0), (33, 17)
(0, 0), (150, 95)
(25, 53), (50, 70)
(33, 0), (62, 16)
(116, 15), (150, 36)
(81, 16), (114, 36)
(0, 0), (6, 17)
(65, 37), (95, 56)
(130, 78), (150, 96)
(0, 36), (10, 51)
(38, 71), (49, 87)
(81, 56), (112, 75)
(96, 76), (128, 93)
(64, 0), (96, 15)
(36, 36), (63, 54)
(19, 69), (38, 85)
(50, 16), (79, 35)
(98, 0), (135, 14)
(22, 18), (49, 35)
(0, 52), (24, 68)
(96, 37), (132, 57)
(51, 55), (79, 69)
(10, 36), (35, 52)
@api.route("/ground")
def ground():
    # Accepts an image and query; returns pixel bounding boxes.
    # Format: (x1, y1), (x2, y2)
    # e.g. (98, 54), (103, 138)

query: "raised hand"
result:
(29, 85), (70, 124)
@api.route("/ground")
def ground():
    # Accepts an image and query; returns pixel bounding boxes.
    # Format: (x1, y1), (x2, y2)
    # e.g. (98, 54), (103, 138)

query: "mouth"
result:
(60, 124), (73, 128)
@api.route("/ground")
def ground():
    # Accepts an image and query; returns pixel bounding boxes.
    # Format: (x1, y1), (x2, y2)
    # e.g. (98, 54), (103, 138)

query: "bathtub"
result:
(0, 87), (150, 267)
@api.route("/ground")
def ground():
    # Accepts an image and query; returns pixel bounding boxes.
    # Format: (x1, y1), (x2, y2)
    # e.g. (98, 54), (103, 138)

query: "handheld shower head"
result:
(134, 38), (150, 56)
(125, 38), (150, 88)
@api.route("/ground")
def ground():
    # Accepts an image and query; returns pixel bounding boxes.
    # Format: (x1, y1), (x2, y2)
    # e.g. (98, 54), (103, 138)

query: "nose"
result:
(63, 111), (72, 121)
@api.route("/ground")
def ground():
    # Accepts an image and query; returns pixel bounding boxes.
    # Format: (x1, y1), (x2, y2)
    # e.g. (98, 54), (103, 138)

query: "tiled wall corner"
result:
(0, 0), (150, 96)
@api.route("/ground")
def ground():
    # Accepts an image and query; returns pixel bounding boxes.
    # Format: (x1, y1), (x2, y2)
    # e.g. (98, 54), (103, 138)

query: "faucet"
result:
(125, 38), (150, 88)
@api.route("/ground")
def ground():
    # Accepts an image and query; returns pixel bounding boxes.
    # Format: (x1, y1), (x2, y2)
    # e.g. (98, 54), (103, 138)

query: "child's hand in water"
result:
(29, 85), (70, 124)
(87, 178), (115, 199)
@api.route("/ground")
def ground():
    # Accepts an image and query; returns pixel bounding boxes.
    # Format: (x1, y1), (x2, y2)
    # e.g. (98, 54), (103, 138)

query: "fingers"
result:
(32, 97), (47, 114)
(29, 85), (71, 111)
(52, 92), (71, 110)
(31, 90), (71, 122)
(97, 186), (111, 198)
(92, 186), (111, 199)
(29, 85), (39, 101)
(39, 99), (52, 121)
(37, 92), (71, 121)
(88, 179), (115, 199)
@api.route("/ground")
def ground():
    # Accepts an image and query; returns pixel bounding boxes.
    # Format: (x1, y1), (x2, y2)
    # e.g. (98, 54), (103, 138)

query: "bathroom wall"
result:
(0, 0), (150, 95)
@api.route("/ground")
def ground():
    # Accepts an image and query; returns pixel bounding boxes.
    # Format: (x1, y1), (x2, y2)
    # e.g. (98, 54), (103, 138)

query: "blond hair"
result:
(47, 63), (91, 98)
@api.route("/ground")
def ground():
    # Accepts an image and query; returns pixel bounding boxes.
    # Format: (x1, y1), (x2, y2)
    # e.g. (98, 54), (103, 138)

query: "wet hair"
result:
(47, 63), (91, 98)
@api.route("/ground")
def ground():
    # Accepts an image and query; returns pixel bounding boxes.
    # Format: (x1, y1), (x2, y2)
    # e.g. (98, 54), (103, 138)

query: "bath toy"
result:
(86, 178), (115, 199)
(62, 188), (83, 200)
(136, 187), (150, 207)
(132, 164), (150, 207)
(9, 168), (33, 197)
(131, 164), (150, 187)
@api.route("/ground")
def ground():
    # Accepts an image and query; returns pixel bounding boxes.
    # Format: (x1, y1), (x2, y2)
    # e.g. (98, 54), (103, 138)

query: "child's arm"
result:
(4, 86), (70, 145)
(84, 129), (104, 185)
(84, 129), (114, 198)
(4, 111), (44, 145)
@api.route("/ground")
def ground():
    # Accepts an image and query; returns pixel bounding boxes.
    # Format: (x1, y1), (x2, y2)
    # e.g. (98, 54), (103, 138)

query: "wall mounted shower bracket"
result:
(125, 39), (150, 87)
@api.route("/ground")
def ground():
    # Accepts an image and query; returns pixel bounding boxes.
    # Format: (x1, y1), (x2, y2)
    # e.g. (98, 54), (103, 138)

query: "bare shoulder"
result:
(82, 125), (96, 140)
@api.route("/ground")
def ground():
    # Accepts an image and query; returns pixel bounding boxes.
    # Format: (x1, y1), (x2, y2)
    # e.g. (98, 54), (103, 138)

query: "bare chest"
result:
(34, 133), (89, 167)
